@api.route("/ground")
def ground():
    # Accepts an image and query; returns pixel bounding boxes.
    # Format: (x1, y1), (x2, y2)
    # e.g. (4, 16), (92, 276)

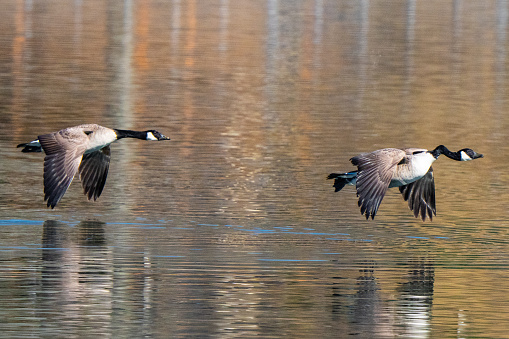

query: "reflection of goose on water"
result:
(328, 145), (483, 221)
(18, 124), (170, 208)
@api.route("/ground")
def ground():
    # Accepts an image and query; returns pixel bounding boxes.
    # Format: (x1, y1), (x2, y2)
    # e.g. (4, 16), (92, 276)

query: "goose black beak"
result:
(151, 130), (171, 141)
(473, 152), (483, 159)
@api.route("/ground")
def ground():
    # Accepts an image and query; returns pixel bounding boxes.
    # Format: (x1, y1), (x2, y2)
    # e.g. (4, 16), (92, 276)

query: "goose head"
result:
(146, 130), (171, 141)
(458, 148), (483, 161)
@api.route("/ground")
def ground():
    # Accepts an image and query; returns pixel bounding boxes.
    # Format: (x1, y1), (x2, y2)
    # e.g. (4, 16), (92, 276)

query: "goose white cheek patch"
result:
(460, 151), (472, 161)
(146, 132), (158, 141)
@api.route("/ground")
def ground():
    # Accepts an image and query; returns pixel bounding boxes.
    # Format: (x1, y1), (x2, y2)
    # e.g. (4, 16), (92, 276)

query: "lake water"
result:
(0, 0), (508, 337)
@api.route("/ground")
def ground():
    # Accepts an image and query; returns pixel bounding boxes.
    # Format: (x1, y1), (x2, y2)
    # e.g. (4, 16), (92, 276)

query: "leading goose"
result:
(327, 145), (483, 221)
(17, 124), (170, 208)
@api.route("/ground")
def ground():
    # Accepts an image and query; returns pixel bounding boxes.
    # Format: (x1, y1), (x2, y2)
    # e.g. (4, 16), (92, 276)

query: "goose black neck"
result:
(114, 129), (148, 140)
(431, 145), (461, 160)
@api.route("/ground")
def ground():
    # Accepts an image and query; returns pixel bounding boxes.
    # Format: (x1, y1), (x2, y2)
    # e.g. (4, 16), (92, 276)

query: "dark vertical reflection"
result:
(77, 219), (107, 246)
(39, 220), (113, 337)
(39, 220), (156, 337)
(351, 262), (386, 336)
(396, 259), (435, 338)
(41, 220), (67, 263)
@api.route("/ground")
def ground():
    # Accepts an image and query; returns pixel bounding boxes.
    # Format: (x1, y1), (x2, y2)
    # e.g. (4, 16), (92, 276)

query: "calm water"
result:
(0, 0), (508, 337)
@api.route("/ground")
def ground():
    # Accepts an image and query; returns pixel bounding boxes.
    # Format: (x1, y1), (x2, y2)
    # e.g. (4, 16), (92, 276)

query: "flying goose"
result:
(17, 124), (170, 208)
(327, 145), (483, 221)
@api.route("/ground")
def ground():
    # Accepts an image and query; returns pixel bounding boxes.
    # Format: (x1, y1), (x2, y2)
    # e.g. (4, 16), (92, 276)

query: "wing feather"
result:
(351, 149), (404, 219)
(79, 146), (111, 201)
(399, 167), (436, 221)
(39, 133), (84, 208)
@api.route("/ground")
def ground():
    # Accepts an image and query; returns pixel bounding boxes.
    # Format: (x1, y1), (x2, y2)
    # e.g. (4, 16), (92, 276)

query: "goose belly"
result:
(389, 153), (435, 187)
(84, 129), (117, 154)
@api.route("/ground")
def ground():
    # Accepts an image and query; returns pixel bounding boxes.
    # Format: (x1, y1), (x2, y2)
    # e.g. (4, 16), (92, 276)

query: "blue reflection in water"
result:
(258, 259), (328, 262)
(0, 219), (44, 225)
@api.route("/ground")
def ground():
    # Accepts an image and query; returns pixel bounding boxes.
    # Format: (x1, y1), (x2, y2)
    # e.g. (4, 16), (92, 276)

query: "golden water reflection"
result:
(0, 0), (508, 337)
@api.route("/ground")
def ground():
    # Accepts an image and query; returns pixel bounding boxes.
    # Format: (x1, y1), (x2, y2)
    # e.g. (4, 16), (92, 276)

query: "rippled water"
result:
(0, 0), (508, 337)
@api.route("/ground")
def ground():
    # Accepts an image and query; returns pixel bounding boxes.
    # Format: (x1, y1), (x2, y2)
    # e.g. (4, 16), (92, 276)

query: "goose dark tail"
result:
(17, 142), (42, 153)
(327, 171), (357, 192)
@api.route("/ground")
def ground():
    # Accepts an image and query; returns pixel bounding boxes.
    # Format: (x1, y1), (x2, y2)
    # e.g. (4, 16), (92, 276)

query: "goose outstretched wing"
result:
(351, 148), (405, 219)
(78, 146), (111, 201)
(399, 167), (436, 221)
(39, 131), (87, 208)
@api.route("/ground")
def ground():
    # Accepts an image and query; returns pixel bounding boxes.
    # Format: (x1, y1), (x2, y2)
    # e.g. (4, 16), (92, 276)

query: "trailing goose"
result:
(17, 124), (170, 208)
(327, 145), (483, 221)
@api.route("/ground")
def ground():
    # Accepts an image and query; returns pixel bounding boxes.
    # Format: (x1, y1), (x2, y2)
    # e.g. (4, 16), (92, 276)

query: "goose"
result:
(17, 124), (170, 208)
(327, 145), (483, 221)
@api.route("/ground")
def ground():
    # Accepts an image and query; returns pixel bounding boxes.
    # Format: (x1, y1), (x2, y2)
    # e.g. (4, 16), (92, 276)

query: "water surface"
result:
(0, 1), (507, 337)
